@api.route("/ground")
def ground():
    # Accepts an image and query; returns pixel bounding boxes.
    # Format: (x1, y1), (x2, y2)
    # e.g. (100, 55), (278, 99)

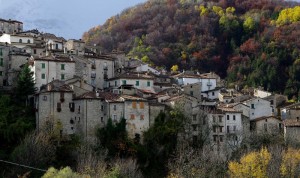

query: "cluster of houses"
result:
(1, 18), (300, 155)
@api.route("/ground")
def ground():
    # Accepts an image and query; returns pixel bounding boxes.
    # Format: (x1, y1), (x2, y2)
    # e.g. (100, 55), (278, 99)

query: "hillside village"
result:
(0, 17), (300, 159)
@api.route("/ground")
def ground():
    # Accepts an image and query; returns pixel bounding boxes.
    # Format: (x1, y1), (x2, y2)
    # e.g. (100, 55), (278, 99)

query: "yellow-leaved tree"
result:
(228, 147), (271, 178)
(280, 148), (300, 177)
(171, 65), (179, 72)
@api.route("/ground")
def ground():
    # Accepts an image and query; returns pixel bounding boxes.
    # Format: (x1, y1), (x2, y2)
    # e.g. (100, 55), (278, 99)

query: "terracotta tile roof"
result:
(35, 55), (75, 63)
(106, 72), (154, 81)
(120, 94), (147, 101)
(284, 119), (300, 127)
(217, 107), (242, 113)
(252, 116), (281, 122)
(75, 91), (120, 101)
(39, 80), (73, 93)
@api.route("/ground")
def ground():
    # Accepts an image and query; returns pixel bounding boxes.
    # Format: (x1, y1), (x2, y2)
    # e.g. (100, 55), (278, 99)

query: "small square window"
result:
(122, 80), (126, 85)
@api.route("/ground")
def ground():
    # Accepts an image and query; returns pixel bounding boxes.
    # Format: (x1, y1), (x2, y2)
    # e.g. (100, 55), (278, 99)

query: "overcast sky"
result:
(0, 0), (146, 39)
(0, 0), (299, 39)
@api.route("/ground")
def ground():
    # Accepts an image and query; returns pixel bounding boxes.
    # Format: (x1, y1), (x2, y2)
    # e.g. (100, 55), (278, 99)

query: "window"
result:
(101, 105), (104, 111)
(136, 80), (139, 86)
(227, 126), (230, 133)
(190, 91), (193, 96)
(0, 71), (2, 76)
(233, 115), (236, 121)
(57, 102), (61, 112)
(42, 63), (45, 69)
(60, 92), (64, 101)
(56, 44), (58, 49)
(122, 80), (126, 85)
(113, 115), (117, 121)
(219, 116), (222, 122)
(212, 92), (215, 96)
(213, 126), (217, 133)
(115, 81), (117, 86)
(139, 102), (144, 109)
(147, 81), (151, 87)
(43, 96), (47, 101)
(251, 104), (255, 109)
(41, 73), (45, 79)
(69, 102), (75, 112)
(233, 126), (236, 132)
(101, 117), (104, 122)
(219, 135), (224, 142)
(19, 39), (22, 43)
(132, 101), (137, 109)
(27, 39), (30, 43)
(34, 49), (36, 54)
(0, 58), (3, 66)
(113, 105), (117, 111)
(0, 48), (2, 56)
(140, 115), (144, 120)
(227, 115), (229, 120)
(213, 135), (217, 142)
(192, 125), (197, 131)
(78, 106), (81, 114)
(193, 114), (197, 121)
(130, 114), (135, 120)
(219, 126), (223, 132)
(213, 116), (216, 122)
(61, 74), (65, 80)
(61, 64), (65, 70)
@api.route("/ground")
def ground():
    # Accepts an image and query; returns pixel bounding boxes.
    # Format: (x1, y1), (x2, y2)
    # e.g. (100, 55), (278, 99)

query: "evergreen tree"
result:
(16, 63), (36, 103)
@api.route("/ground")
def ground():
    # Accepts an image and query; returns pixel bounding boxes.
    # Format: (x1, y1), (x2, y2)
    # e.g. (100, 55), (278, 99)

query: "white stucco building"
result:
(29, 55), (75, 91)
(106, 72), (155, 93)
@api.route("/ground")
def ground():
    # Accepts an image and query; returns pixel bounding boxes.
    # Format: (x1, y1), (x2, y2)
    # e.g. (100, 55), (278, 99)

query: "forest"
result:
(83, 0), (300, 99)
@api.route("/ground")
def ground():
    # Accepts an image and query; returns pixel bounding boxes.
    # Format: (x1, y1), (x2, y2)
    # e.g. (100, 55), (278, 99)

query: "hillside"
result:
(83, 0), (300, 98)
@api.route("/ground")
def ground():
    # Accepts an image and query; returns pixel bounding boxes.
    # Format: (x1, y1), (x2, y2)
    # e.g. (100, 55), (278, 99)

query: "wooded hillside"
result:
(83, 0), (300, 98)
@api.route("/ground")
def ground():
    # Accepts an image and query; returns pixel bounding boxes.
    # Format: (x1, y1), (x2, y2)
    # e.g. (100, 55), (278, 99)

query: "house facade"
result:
(29, 55), (75, 91)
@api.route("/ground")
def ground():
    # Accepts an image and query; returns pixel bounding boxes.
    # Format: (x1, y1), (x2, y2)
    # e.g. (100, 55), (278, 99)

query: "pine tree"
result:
(16, 63), (36, 103)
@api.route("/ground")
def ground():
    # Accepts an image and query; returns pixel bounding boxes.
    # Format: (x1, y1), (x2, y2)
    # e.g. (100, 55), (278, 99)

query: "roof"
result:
(34, 55), (75, 63)
(284, 119), (300, 127)
(120, 94), (147, 101)
(0, 18), (23, 24)
(251, 116), (281, 122)
(217, 107), (242, 113)
(42, 33), (66, 41)
(39, 80), (73, 93)
(173, 71), (219, 79)
(106, 73), (154, 81)
(75, 91), (119, 101)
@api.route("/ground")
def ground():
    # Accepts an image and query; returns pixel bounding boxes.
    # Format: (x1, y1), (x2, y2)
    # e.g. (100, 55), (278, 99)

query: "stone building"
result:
(86, 55), (115, 89)
(106, 72), (155, 93)
(29, 54), (75, 91)
(0, 18), (23, 34)
(250, 116), (282, 134)
(35, 80), (75, 135)
(64, 39), (85, 55)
